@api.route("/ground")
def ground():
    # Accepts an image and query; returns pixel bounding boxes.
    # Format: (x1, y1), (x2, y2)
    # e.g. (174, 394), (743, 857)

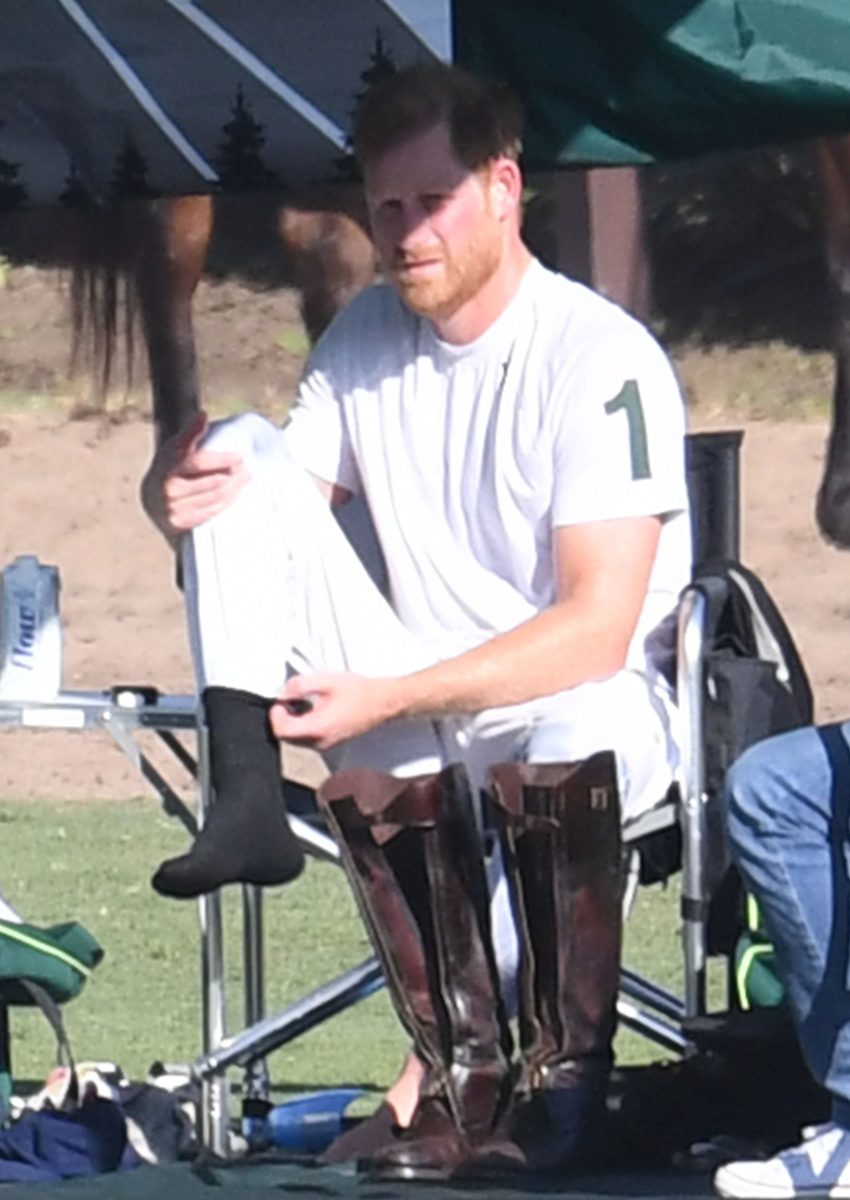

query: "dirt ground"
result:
(0, 265), (846, 803)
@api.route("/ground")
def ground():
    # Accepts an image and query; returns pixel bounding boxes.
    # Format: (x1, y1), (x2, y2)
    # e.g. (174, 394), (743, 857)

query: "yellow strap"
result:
(0, 924), (91, 980)
(735, 941), (773, 1011)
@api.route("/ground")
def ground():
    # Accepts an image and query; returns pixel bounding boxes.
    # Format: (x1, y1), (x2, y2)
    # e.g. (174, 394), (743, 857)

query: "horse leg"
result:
(130, 195), (213, 444)
(278, 205), (375, 343)
(132, 193), (369, 439)
(814, 135), (850, 547)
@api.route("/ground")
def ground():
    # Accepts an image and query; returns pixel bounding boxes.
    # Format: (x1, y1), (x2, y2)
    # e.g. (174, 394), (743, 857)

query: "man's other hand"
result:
(140, 411), (250, 544)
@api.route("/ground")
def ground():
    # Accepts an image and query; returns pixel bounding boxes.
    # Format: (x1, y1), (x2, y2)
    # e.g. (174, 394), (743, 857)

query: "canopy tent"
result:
(4, 1), (850, 208)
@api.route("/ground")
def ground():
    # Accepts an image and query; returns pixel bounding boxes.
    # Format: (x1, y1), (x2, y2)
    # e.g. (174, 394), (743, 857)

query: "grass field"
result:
(0, 792), (693, 1109)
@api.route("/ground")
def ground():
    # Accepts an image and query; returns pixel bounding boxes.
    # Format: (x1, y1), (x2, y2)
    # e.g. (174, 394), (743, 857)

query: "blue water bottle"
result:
(263, 1088), (366, 1154)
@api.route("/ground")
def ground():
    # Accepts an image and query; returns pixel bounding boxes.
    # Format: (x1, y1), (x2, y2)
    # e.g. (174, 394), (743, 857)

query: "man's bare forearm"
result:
(383, 602), (631, 720)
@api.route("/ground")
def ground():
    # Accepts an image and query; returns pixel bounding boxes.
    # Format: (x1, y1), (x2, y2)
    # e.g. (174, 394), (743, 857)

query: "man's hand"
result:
(140, 411), (251, 544)
(270, 672), (401, 750)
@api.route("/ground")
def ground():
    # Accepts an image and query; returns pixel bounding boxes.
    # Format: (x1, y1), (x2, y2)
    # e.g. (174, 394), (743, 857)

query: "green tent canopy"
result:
(453, 0), (850, 166)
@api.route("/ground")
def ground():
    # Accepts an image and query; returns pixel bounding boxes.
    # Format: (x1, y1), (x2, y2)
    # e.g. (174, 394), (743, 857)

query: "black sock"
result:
(152, 686), (305, 898)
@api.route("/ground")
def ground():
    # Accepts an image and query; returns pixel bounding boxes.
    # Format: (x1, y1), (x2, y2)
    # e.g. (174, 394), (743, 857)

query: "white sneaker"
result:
(714, 1123), (850, 1198)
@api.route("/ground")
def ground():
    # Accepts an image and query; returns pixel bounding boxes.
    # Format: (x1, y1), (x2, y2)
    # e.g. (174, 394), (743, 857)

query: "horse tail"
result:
(66, 205), (138, 407)
(0, 204), (137, 406)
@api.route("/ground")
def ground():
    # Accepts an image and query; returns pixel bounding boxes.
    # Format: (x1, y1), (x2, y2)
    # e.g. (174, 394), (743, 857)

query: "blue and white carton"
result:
(0, 555), (63, 699)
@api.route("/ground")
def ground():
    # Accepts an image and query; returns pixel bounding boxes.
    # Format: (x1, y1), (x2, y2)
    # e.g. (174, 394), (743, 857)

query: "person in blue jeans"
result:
(716, 723), (850, 1199)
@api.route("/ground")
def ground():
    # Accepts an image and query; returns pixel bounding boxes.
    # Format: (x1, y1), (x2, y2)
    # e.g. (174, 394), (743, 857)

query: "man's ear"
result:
(488, 157), (523, 220)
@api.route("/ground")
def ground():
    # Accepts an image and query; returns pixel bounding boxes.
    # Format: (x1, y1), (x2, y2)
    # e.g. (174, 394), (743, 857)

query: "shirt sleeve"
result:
(280, 330), (362, 494)
(549, 324), (688, 528)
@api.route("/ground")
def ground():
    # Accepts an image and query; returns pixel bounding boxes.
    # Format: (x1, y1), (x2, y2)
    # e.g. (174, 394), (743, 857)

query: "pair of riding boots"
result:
(319, 751), (624, 1181)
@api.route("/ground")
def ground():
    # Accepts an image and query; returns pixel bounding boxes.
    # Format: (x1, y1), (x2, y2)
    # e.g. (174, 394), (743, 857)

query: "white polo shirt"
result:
(282, 258), (691, 680)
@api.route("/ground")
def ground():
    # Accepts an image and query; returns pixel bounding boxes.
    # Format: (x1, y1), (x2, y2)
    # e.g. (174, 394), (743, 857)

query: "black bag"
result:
(637, 558), (813, 891)
(692, 558), (814, 954)
(696, 559), (813, 802)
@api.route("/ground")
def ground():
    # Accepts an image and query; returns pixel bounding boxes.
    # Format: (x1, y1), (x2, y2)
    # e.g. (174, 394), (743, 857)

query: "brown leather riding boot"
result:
(319, 764), (512, 1180)
(464, 752), (624, 1177)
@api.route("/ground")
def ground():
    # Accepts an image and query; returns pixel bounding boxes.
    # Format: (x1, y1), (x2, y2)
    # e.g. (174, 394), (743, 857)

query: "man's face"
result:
(364, 122), (504, 323)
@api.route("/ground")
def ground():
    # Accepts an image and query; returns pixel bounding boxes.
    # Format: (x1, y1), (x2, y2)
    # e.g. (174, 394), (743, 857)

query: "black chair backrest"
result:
(685, 430), (743, 572)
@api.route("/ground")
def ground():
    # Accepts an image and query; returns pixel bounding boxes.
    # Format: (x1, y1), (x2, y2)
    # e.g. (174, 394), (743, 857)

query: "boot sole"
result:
(364, 1161), (453, 1183)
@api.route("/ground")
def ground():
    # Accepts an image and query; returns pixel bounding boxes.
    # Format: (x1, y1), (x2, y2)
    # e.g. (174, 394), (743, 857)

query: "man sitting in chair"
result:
(142, 63), (690, 1178)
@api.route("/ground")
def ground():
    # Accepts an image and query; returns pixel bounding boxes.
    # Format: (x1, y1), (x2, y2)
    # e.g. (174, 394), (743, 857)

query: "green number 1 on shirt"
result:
(604, 380), (651, 480)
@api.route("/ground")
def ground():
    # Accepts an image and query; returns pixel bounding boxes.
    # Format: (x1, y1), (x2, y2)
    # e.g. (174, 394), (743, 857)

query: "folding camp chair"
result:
(617, 429), (748, 1050)
(619, 430), (813, 1051)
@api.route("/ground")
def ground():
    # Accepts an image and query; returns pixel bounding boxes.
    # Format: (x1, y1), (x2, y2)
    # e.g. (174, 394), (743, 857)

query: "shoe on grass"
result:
(714, 1123), (850, 1199)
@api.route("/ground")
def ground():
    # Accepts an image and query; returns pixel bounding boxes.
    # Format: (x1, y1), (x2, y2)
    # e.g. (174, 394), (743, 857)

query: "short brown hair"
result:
(353, 62), (523, 172)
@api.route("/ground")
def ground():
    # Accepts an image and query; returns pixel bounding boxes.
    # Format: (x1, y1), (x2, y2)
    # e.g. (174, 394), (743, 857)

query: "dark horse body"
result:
(124, 186), (376, 441)
(3, 138), (850, 543)
(0, 181), (376, 439)
(814, 136), (850, 545)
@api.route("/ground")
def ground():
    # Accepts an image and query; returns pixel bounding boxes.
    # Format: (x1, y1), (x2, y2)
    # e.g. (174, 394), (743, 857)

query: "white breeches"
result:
(182, 414), (682, 992)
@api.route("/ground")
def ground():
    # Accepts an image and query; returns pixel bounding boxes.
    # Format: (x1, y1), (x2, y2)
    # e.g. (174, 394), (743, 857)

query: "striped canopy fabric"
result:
(0, 0), (449, 207)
